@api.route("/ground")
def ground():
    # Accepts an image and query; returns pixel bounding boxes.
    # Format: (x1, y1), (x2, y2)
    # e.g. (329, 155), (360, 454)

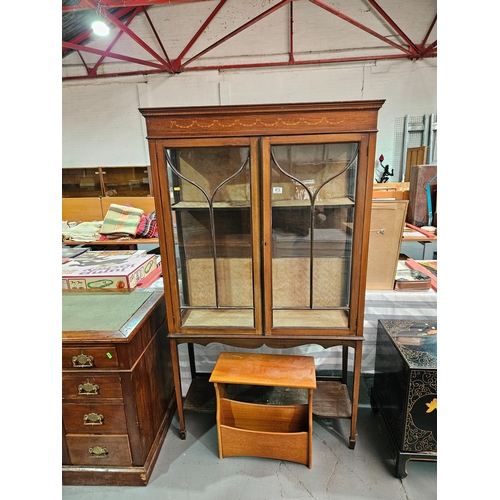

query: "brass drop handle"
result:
(78, 379), (99, 395)
(83, 413), (104, 425)
(88, 446), (108, 458)
(72, 351), (94, 368)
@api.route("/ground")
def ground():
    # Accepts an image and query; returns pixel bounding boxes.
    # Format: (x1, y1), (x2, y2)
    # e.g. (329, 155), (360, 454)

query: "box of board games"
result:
(62, 252), (157, 290)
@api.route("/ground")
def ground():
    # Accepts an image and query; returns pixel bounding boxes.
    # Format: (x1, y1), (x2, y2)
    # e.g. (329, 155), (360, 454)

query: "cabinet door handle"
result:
(88, 446), (108, 458)
(78, 379), (99, 395)
(83, 412), (104, 425)
(72, 352), (94, 368)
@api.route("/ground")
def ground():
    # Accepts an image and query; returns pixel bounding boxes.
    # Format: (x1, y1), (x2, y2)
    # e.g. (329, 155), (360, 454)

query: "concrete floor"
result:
(62, 374), (437, 500)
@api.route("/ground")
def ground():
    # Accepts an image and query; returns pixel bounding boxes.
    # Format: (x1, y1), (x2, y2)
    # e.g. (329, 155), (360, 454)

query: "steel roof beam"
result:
(63, 0), (211, 12)
(178, 0), (293, 71)
(172, 0), (227, 70)
(309, 0), (413, 57)
(80, 0), (171, 69)
(367, 0), (420, 55)
(62, 41), (167, 69)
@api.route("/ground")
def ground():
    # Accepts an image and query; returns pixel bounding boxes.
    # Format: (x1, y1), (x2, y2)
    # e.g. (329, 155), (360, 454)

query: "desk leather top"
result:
(62, 291), (153, 331)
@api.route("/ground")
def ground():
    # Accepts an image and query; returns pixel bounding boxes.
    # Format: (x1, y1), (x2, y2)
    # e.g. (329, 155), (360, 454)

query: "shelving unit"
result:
(63, 166), (152, 198)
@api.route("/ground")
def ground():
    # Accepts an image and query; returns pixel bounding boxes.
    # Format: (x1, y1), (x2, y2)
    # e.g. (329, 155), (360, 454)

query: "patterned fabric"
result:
(136, 211), (158, 238)
(62, 221), (103, 242)
(100, 204), (143, 238)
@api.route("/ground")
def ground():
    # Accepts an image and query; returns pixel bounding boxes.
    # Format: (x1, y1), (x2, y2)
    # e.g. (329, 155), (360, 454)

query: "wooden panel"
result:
(62, 374), (123, 400)
(129, 329), (174, 462)
(366, 201), (408, 290)
(405, 147), (427, 182)
(62, 197), (103, 222)
(407, 164), (437, 227)
(220, 398), (308, 432)
(101, 196), (156, 216)
(219, 425), (310, 465)
(65, 434), (132, 466)
(139, 101), (385, 138)
(210, 352), (316, 388)
(62, 403), (128, 434)
(372, 182), (410, 200)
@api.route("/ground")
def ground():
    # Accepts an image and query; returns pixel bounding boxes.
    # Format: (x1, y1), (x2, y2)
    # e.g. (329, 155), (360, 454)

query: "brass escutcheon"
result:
(83, 412), (104, 425)
(78, 379), (99, 395)
(88, 445), (108, 458)
(72, 351), (94, 368)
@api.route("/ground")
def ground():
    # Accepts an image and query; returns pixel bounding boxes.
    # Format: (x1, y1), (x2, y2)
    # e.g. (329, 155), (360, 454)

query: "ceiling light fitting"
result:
(92, 2), (110, 37)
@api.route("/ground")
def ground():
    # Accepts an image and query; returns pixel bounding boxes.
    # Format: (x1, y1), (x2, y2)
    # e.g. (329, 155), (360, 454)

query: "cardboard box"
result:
(62, 252), (157, 290)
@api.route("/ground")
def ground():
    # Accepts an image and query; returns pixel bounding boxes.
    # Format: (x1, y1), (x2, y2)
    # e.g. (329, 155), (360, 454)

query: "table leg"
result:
(349, 343), (362, 449)
(188, 343), (197, 380)
(395, 453), (408, 478)
(169, 338), (186, 439)
(341, 345), (348, 385)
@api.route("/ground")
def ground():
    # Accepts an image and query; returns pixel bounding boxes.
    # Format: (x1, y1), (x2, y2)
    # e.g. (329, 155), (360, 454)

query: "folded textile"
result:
(136, 211), (158, 238)
(100, 204), (144, 237)
(62, 221), (103, 242)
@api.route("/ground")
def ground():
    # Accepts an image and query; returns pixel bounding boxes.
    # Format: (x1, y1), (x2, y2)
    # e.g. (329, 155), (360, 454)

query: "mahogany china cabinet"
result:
(140, 100), (384, 449)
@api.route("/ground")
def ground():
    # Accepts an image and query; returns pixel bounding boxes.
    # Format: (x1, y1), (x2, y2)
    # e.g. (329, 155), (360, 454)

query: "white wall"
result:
(62, 57), (436, 178)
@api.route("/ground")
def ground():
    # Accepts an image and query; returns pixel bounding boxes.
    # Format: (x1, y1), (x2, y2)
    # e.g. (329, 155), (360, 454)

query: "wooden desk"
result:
(62, 290), (175, 486)
(210, 352), (316, 468)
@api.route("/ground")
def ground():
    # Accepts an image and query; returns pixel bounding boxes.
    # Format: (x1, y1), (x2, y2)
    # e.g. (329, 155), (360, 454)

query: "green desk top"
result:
(62, 291), (153, 331)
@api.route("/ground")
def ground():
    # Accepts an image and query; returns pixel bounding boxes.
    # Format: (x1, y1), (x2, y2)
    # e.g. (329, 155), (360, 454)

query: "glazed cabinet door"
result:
(261, 134), (371, 335)
(154, 137), (262, 334)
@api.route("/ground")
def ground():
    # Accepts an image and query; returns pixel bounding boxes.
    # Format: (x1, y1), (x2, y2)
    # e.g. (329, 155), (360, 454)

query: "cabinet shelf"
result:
(183, 376), (352, 419)
(172, 197), (354, 210)
(180, 309), (349, 329)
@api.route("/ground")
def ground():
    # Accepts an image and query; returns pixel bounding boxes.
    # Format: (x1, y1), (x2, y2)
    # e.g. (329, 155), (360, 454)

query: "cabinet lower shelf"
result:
(183, 377), (351, 419)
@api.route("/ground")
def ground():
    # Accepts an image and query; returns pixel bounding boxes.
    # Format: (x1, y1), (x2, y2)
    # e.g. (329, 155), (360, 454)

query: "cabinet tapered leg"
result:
(349, 343), (363, 449)
(170, 339), (186, 439)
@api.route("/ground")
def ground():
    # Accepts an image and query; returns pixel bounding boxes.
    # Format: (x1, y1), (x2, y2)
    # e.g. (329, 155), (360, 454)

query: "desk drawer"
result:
(62, 374), (123, 400)
(62, 347), (119, 369)
(62, 403), (127, 434)
(65, 434), (132, 466)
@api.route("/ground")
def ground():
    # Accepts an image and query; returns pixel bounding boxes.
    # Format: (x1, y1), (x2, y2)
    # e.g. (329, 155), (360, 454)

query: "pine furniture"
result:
(210, 352), (316, 467)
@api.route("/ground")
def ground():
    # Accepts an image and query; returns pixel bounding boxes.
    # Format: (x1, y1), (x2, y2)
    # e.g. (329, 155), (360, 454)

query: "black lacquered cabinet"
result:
(371, 319), (437, 477)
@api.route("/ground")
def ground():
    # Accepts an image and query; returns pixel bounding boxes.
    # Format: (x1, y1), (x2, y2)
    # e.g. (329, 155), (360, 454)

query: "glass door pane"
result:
(62, 168), (102, 198)
(164, 144), (256, 329)
(267, 140), (359, 329)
